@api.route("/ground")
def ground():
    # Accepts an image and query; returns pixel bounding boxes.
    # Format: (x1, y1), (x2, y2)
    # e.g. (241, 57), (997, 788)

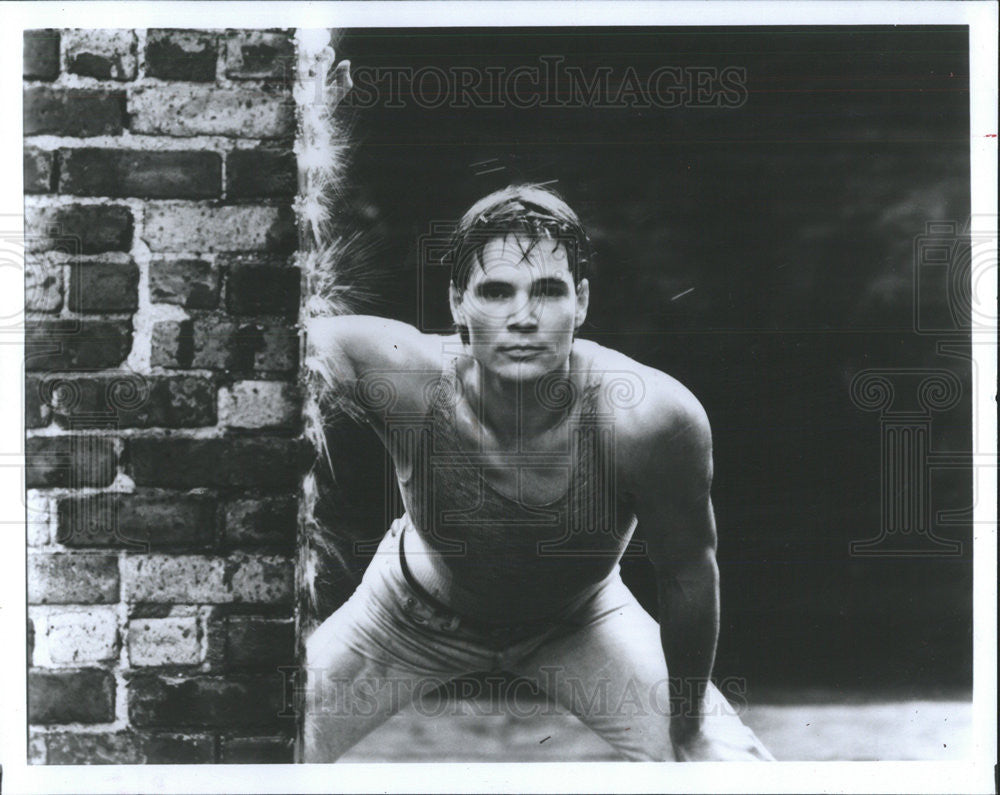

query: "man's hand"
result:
(319, 47), (353, 110)
(672, 723), (774, 761)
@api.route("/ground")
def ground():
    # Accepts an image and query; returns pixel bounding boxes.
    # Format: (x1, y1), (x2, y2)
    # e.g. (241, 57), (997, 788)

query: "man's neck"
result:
(463, 357), (577, 447)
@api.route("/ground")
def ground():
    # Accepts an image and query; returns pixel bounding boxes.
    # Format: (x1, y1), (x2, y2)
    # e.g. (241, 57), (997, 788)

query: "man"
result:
(302, 178), (775, 761)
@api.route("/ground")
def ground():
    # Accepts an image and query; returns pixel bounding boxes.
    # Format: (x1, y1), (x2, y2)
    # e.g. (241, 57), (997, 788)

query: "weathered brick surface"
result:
(25, 319), (132, 371)
(26, 491), (53, 545)
(34, 607), (119, 665)
(60, 149), (222, 199)
(219, 380), (300, 429)
(127, 436), (306, 488)
(228, 556), (294, 605)
(24, 259), (63, 313)
(225, 31), (294, 81)
(25, 203), (134, 254)
(130, 86), (295, 138)
(219, 735), (295, 763)
(225, 265), (300, 316)
(128, 616), (203, 666)
(149, 258), (220, 308)
(225, 616), (294, 669)
(34, 373), (215, 429)
(24, 148), (55, 193)
(44, 731), (216, 764)
(57, 492), (217, 549)
(226, 149), (297, 198)
(151, 317), (297, 373)
(121, 554), (292, 605)
(121, 555), (226, 603)
(143, 203), (295, 253)
(24, 88), (126, 137)
(28, 553), (119, 604)
(25, 436), (117, 488)
(145, 29), (218, 82)
(29, 669), (116, 724)
(24, 30), (61, 81)
(69, 260), (140, 312)
(224, 496), (296, 550)
(128, 673), (290, 729)
(64, 30), (138, 81)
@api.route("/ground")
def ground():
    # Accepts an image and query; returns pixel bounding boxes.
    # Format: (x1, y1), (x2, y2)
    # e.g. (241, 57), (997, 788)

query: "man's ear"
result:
(575, 278), (590, 330)
(449, 282), (465, 326)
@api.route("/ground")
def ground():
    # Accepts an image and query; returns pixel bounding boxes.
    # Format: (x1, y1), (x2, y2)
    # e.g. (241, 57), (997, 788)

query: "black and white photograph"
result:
(2, 2), (996, 793)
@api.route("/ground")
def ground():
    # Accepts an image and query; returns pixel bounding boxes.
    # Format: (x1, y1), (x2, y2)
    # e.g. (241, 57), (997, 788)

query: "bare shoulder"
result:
(577, 339), (712, 472)
(305, 315), (459, 417)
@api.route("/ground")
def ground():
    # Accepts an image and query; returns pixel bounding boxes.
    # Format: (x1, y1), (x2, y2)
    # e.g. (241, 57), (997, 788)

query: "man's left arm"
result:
(628, 382), (721, 758)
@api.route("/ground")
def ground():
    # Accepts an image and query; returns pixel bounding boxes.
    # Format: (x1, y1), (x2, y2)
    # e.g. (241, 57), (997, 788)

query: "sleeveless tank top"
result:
(392, 355), (639, 624)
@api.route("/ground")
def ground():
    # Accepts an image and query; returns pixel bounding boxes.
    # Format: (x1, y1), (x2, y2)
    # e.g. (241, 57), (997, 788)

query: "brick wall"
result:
(24, 29), (305, 764)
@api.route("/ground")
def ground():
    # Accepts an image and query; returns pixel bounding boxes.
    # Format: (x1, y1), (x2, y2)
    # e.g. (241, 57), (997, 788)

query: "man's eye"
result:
(480, 285), (512, 300)
(532, 282), (569, 298)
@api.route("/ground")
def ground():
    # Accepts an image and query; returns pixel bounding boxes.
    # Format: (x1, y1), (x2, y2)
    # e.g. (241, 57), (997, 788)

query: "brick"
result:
(24, 30), (60, 81)
(151, 317), (297, 373)
(28, 553), (119, 604)
(26, 491), (53, 545)
(219, 380), (300, 429)
(228, 556), (294, 605)
(44, 731), (142, 764)
(36, 607), (119, 664)
(128, 616), (202, 666)
(43, 731), (215, 764)
(224, 496), (296, 549)
(126, 436), (307, 488)
(25, 204), (133, 254)
(225, 616), (293, 669)
(57, 492), (217, 549)
(60, 149), (221, 199)
(25, 436), (116, 489)
(36, 373), (216, 429)
(29, 669), (115, 724)
(29, 730), (47, 764)
(220, 735), (294, 763)
(25, 319), (132, 371)
(69, 260), (139, 312)
(121, 555), (225, 603)
(225, 265), (300, 316)
(24, 148), (55, 193)
(145, 30), (217, 82)
(130, 86), (295, 138)
(128, 673), (290, 729)
(24, 88), (125, 137)
(24, 259), (63, 313)
(64, 30), (137, 81)
(139, 732), (216, 763)
(143, 203), (295, 253)
(225, 31), (294, 81)
(226, 148), (296, 198)
(149, 258), (219, 308)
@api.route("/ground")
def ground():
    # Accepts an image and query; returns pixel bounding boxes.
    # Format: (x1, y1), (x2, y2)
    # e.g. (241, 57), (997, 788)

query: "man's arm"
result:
(627, 376), (720, 756)
(305, 315), (449, 422)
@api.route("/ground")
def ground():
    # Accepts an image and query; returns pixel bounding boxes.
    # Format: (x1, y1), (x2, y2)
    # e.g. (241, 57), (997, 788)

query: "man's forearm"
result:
(656, 553), (720, 740)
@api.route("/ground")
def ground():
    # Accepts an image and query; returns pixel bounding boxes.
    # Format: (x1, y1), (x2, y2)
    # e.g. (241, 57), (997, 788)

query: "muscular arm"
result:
(628, 378), (719, 750)
(304, 315), (451, 423)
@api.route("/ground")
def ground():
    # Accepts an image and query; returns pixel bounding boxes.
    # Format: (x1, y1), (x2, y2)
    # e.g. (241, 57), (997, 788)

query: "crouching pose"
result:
(302, 173), (774, 762)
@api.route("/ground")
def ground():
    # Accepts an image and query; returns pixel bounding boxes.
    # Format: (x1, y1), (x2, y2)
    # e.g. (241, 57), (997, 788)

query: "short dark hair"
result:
(446, 184), (593, 292)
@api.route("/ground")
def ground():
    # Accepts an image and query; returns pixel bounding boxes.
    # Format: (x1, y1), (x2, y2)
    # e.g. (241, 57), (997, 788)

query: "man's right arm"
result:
(304, 315), (447, 421)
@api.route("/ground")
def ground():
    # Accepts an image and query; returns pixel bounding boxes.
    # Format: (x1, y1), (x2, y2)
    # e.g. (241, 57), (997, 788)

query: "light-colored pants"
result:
(303, 519), (773, 762)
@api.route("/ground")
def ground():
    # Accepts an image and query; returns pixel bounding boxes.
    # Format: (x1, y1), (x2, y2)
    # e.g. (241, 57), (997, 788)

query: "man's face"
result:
(451, 234), (589, 381)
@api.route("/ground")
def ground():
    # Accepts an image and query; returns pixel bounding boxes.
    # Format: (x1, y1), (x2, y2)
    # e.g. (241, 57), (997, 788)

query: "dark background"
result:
(314, 27), (972, 694)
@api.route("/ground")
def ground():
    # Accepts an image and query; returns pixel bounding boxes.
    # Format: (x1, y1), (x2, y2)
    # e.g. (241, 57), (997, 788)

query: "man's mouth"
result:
(498, 345), (546, 357)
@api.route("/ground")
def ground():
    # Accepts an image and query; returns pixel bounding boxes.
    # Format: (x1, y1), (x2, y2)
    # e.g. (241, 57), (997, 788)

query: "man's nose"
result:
(507, 294), (539, 328)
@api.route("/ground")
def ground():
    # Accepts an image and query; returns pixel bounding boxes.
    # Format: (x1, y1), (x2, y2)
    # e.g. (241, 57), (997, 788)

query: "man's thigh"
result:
(508, 575), (677, 760)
